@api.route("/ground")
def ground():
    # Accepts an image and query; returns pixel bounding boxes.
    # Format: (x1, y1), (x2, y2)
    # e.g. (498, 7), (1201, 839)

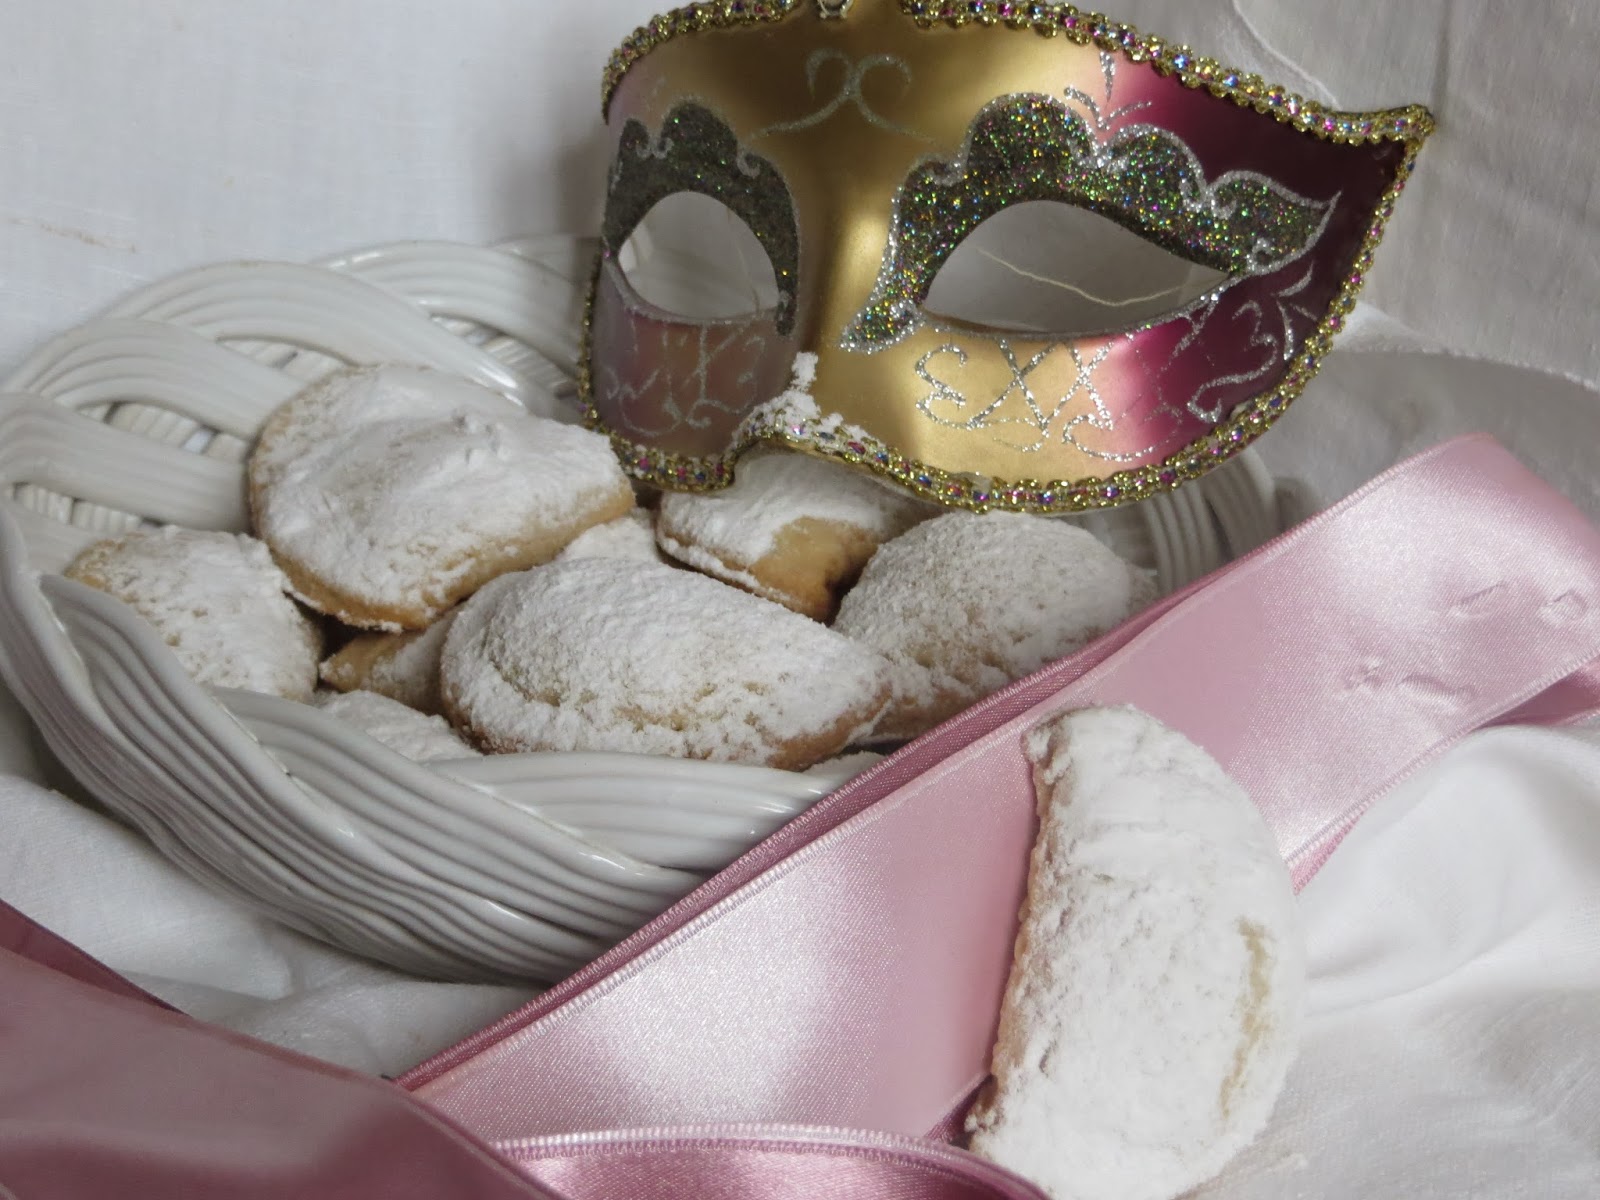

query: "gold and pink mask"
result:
(583, 0), (1433, 511)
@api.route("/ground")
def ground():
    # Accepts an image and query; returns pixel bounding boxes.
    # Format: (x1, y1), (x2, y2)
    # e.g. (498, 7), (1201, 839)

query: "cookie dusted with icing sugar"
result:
(249, 365), (634, 631)
(833, 512), (1154, 740)
(440, 559), (892, 770)
(315, 690), (480, 764)
(967, 706), (1304, 1200)
(555, 507), (666, 565)
(320, 611), (459, 717)
(657, 450), (934, 622)
(65, 527), (322, 701)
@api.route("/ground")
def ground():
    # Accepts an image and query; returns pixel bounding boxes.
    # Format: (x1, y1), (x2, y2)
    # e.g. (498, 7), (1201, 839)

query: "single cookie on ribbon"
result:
(967, 706), (1304, 1200)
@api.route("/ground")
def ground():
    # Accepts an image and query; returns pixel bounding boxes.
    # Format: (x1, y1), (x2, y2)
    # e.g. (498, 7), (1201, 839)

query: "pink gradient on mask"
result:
(591, 261), (796, 458)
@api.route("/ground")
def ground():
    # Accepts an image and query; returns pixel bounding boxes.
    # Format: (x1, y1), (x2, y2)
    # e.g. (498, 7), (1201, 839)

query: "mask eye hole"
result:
(921, 201), (1230, 337)
(617, 192), (782, 324)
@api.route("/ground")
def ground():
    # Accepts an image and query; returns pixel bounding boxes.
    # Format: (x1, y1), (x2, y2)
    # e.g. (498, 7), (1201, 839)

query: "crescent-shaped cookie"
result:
(967, 706), (1304, 1200)
(440, 559), (891, 769)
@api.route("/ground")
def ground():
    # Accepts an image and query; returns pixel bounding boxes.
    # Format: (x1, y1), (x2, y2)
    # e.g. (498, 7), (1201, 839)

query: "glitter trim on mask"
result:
(603, 102), (802, 334)
(841, 87), (1336, 352)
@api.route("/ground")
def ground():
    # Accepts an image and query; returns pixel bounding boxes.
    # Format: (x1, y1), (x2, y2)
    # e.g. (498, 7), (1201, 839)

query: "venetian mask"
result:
(583, 0), (1432, 511)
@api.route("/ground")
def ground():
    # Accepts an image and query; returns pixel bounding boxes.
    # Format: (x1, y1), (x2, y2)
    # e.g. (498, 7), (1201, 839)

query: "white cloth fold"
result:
(0, 772), (532, 1077)
(1204, 725), (1600, 1197)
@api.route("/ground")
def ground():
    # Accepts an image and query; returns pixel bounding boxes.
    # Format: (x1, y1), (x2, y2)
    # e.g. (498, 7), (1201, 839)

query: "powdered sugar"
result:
(250, 365), (632, 628)
(441, 559), (891, 769)
(658, 450), (932, 568)
(789, 351), (819, 392)
(556, 508), (665, 564)
(834, 512), (1150, 735)
(315, 689), (480, 764)
(967, 706), (1304, 1200)
(746, 354), (867, 446)
(320, 612), (459, 715)
(653, 537), (770, 604)
(65, 526), (322, 700)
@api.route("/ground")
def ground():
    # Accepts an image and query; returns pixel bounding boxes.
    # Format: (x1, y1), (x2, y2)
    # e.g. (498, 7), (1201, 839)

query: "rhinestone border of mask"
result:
(600, 1), (1436, 149)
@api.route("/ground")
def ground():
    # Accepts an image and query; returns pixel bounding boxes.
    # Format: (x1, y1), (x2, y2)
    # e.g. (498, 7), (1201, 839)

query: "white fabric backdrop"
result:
(6, 1), (1597, 387)
(2, 1), (1597, 1195)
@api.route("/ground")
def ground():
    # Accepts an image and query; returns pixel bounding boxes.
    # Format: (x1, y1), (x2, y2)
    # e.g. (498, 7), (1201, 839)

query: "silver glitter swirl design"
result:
(915, 338), (1156, 459)
(599, 280), (771, 440)
(1113, 262), (1323, 435)
(910, 256), (1325, 462)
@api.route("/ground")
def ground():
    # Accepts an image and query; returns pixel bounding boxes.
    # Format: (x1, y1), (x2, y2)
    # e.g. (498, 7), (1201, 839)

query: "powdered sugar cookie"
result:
(320, 611), (459, 716)
(440, 560), (891, 769)
(65, 527), (322, 700)
(657, 451), (932, 621)
(555, 507), (665, 564)
(833, 512), (1153, 739)
(249, 365), (634, 631)
(966, 706), (1304, 1200)
(315, 690), (479, 764)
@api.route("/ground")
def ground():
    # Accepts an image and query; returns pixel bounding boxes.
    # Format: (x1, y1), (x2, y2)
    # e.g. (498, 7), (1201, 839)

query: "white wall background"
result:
(4, 0), (1596, 382)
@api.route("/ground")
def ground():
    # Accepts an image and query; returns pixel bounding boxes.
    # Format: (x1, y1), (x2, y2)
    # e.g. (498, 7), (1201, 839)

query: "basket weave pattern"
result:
(0, 239), (834, 982)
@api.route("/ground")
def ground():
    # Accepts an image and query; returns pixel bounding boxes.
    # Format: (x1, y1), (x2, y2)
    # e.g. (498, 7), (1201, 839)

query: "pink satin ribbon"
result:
(0, 918), (1046, 1199)
(6, 435), (1600, 1199)
(405, 435), (1600, 1146)
(501, 1127), (1051, 1199)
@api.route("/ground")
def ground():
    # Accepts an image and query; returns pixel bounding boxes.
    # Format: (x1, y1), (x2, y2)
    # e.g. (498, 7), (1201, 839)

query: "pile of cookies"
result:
(63, 365), (1156, 772)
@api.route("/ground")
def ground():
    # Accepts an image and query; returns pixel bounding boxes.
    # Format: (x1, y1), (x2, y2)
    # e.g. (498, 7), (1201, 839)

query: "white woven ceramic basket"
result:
(0, 236), (1285, 983)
